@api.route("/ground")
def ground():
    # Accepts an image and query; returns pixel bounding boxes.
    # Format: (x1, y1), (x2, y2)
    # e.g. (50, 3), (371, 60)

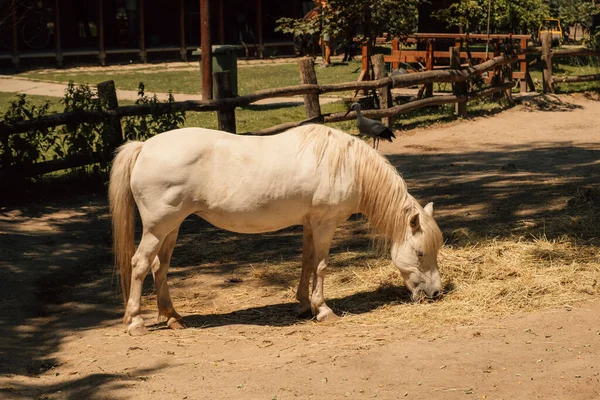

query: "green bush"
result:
(1, 94), (53, 168)
(1, 81), (186, 175)
(55, 82), (107, 160)
(122, 83), (186, 141)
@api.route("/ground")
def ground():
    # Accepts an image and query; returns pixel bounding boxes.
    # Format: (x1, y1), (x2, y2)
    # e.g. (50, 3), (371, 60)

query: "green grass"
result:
(17, 60), (364, 96)
(0, 92), (64, 114)
(526, 56), (600, 93)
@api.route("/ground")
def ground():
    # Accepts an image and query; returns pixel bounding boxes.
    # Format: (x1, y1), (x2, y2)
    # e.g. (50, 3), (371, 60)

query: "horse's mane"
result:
(295, 124), (413, 249)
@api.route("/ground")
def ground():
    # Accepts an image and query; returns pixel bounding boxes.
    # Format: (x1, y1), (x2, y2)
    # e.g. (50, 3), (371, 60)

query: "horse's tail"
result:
(108, 141), (144, 306)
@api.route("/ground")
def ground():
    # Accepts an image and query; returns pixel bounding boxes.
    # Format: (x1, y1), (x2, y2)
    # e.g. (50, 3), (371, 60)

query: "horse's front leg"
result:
(296, 225), (314, 317)
(151, 226), (185, 329)
(310, 223), (339, 322)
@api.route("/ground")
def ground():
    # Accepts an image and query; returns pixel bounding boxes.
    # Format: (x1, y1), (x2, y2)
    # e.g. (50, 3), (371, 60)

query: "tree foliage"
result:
(555, 0), (600, 31)
(432, 0), (600, 36)
(432, 0), (549, 34)
(276, 0), (423, 43)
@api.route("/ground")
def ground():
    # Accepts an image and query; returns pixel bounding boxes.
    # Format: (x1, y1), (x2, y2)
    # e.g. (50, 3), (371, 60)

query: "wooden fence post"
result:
(298, 57), (321, 119)
(213, 71), (236, 133)
(450, 46), (467, 117)
(425, 40), (434, 97)
(372, 54), (393, 128)
(97, 80), (123, 152)
(541, 32), (554, 94)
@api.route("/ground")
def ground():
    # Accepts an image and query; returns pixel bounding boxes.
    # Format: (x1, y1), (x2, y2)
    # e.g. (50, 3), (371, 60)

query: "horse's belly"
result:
(196, 202), (308, 234)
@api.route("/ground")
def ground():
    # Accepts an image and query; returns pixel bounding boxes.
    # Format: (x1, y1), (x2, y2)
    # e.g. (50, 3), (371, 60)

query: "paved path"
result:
(0, 75), (342, 106)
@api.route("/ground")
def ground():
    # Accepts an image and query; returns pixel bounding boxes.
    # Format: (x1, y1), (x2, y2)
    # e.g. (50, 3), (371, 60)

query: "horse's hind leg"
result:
(125, 229), (165, 336)
(151, 226), (185, 329)
(296, 225), (314, 317)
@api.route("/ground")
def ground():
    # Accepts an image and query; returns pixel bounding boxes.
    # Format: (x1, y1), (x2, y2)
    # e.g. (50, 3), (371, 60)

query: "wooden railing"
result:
(1, 38), (599, 178)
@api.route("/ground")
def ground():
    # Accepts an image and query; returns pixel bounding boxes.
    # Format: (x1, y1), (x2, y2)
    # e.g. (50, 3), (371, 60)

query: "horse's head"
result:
(391, 202), (443, 302)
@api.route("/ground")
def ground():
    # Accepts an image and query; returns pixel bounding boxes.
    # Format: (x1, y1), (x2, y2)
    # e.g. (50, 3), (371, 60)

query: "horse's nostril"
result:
(431, 290), (440, 298)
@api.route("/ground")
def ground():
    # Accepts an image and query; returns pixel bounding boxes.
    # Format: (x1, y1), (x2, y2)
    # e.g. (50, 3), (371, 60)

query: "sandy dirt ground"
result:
(1, 93), (600, 399)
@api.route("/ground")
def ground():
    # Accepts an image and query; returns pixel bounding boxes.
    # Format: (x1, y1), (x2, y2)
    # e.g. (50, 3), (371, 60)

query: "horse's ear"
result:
(424, 202), (434, 217)
(409, 212), (420, 233)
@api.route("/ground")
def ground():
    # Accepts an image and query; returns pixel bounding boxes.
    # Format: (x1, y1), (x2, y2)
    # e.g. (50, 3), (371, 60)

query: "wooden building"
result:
(0, 0), (309, 69)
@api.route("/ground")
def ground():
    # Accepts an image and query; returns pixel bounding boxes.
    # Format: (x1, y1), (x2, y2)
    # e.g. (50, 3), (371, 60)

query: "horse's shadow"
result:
(150, 282), (456, 331)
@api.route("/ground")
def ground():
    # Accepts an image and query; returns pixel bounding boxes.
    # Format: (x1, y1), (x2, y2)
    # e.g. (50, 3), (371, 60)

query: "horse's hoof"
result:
(167, 317), (186, 330)
(156, 314), (168, 323)
(297, 303), (312, 318)
(315, 306), (340, 322)
(128, 323), (149, 336)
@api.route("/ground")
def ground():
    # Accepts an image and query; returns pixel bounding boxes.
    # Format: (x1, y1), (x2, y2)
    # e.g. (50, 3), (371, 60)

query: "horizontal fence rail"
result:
(1, 34), (599, 179)
(0, 54), (519, 137)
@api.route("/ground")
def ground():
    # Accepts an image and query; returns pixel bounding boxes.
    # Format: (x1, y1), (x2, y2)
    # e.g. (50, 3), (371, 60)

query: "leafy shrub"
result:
(1, 81), (185, 175)
(1, 94), (54, 169)
(55, 81), (107, 160)
(122, 83), (185, 141)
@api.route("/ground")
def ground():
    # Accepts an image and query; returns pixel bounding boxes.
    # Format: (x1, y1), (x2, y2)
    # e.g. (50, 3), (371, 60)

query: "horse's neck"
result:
(356, 157), (409, 245)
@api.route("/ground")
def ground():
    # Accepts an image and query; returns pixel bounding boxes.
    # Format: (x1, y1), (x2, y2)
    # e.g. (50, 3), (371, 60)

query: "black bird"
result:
(344, 102), (396, 149)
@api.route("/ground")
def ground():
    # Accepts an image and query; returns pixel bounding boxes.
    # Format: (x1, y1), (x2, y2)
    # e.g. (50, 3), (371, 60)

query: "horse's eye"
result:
(416, 250), (424, 258)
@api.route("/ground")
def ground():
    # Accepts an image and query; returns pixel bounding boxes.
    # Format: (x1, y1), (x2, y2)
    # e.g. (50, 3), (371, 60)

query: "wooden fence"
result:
(1, 34), (599, 179)
(381, 33), (532, 94)
(537, 33), (600, 93)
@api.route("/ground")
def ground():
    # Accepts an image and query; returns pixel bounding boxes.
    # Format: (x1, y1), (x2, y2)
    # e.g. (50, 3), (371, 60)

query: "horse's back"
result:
(133, 127), (305, 182)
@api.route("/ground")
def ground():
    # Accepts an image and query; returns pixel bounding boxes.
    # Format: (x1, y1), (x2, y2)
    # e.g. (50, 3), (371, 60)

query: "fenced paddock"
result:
(1, 33), (600, 400)
(1, 89), (600, 398)
(2, 32), (599, 182)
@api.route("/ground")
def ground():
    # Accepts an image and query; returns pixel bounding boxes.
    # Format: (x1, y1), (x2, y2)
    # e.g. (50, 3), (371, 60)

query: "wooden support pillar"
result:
(372, 54), (393, 128)
(10, 4), (19, 70)
(54, 0), (63, 67)
(450, 46), (467, 117)
(361, 42), (369, 79)
(353, 42), (370, 96)
(541, 32), (553, 94)
(503, 38), (515, 104)
(298, 57), (321, 119)
(391, 38), (400, 70)
(218, 0), (225, 45)
(214, 71), (237, 133)
(256, 0), (263, 58)
(179, 0), (187, 61)
(425, 40), (434, 97)
(201, 0), (213, 100)
(97, 80), (124, 152)
(139, 0), (147, 63)
(519, 38), (527, 92)
(98, 0), (106, 66)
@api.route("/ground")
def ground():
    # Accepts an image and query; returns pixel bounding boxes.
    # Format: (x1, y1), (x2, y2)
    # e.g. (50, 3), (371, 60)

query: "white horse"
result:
(109, 124), (443, 335)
